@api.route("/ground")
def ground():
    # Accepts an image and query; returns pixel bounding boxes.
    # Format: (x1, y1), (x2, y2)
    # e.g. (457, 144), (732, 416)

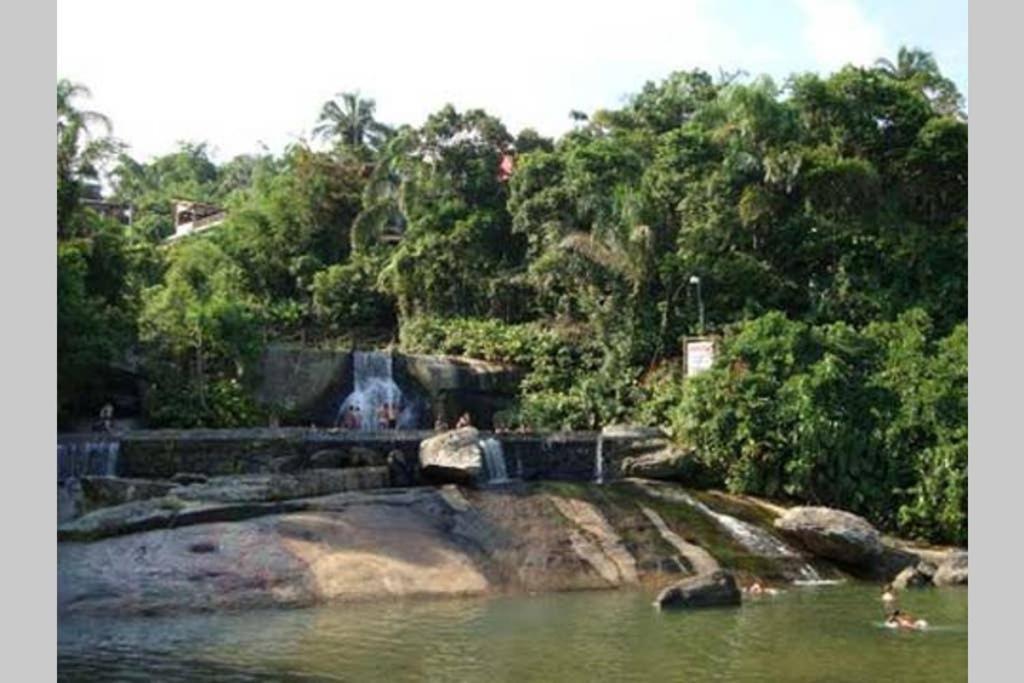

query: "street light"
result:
(689, 275), (705, 334)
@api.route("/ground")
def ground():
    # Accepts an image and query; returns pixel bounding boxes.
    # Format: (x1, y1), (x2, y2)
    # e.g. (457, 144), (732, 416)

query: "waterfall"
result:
(594, 434), (604, 484)
(336, 351), (418, 430)
(639, 483), (822, 580)
(481, 438), (509, 484)
(57, 440), (120, 481)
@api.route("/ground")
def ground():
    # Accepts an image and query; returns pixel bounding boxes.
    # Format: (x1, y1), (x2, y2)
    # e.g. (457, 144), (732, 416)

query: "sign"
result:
(686, 339), (716, 377)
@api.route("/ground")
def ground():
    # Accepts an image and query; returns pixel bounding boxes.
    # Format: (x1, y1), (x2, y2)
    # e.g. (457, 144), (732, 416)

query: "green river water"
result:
(58, 583), (966, 682)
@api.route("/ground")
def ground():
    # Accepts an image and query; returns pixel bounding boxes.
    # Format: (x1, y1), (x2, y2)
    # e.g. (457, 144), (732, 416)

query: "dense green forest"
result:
(57, 48), (967, 544)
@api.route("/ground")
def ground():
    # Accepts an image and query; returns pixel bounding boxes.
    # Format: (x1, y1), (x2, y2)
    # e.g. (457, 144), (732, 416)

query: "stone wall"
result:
(255, 344), (523, 428)
(57, 428), (641, 483)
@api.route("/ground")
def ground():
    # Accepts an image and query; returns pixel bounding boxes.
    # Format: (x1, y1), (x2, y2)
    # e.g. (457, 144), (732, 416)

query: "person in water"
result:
(885, 609), (928, 630)
(744, 580), (779, 597)
(455, 412), (472, 429)
(377, 403), (390, 430)
(387, 402), (399, 430)
(881, 584), (897, 604)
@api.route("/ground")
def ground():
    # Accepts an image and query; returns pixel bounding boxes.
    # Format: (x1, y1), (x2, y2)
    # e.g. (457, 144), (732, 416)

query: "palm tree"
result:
(874, 47), (964, 118)
(313, 91), (391, 151)
(57, 79), (118, 235)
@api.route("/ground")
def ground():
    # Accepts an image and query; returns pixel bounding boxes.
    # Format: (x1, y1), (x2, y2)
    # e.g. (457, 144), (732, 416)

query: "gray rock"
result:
(387, 449), (416, 487)
(774, 506), (883, 568)
(419, 427), (486, 485)
(655, 570), (741, 609)
(79, 476), (175, 512)
(308, 449), (346, 468)
(348, 446), (385, 467)
(620, 447), (696, 480)
(933, 552), (968, 586)
(171, 473), (208, 485)
(892, 562), (937, 589)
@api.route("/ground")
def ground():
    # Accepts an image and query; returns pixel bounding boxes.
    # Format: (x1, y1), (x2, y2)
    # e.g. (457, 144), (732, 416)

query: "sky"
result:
(57, 0), (968, 163)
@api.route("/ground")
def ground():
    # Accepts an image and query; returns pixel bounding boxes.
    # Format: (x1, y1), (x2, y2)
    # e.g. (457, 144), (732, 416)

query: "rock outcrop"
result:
(892, 562), (937, 589)
(933, 552), (968, 586)
(774, 506), (883, 569)
(418, 428), (486, 485)
(654, 570), (741, 610)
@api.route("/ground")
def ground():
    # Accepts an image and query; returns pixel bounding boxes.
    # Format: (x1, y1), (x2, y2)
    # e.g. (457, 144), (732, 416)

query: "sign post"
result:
(685, 337), (717, 377)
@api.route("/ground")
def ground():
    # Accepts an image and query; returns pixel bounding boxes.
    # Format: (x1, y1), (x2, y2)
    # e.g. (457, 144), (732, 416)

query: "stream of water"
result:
(58, 584), (967, 682)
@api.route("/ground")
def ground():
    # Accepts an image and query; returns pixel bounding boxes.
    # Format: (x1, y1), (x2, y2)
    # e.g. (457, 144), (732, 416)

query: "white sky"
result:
(58, 0), (967, 162)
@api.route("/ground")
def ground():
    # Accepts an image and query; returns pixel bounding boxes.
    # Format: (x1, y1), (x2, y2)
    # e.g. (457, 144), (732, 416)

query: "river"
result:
(58, 583), (966, 682)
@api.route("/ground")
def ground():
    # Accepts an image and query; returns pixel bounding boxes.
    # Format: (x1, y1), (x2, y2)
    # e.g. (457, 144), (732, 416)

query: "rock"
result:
(173, 469), (390, 504)
(271, 454), (309, 473)
(933, 552), (968, 586)
(308, 449), (345, 468)
(892, 562), (937, 589)
(78, 476), (176, 512)
(348, 446), (384, 467)
(774, 506), (883, 568)
(419, 427), (486, 485)
(655, 570), (741, 610)
(620, 447), (697, 481)
(171, 473), (208, 486)
(387, 449), (416, 487)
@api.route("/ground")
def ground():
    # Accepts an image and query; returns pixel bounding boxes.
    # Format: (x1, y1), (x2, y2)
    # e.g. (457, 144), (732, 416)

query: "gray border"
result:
(3, 0), (56, 678)
(969, 2), (1019, 680)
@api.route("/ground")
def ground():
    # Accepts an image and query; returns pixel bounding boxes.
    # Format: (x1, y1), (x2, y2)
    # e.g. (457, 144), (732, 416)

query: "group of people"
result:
(338, 402), (402, 430)
(433, 412), (473, 431)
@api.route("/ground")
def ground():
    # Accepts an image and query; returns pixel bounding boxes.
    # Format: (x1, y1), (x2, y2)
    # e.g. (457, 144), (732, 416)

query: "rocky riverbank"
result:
(58, 476), (966, 617)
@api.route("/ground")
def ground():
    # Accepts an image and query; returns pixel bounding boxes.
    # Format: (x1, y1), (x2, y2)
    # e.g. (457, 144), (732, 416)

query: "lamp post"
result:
(689, 275), (705, 334)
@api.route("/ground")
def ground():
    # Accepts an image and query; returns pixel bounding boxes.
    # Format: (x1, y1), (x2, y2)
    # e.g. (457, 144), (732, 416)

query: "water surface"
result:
(58, 583), (966, 682)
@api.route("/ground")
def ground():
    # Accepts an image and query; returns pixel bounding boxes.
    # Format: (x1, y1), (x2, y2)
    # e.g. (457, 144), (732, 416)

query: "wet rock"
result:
(419, 427), (486, 485)
(620, 447), (697, 481)
(308, 449), (345, 468)
(271, 454), (309, 473)
(387, 449), (416, 487)
(774, 506), (883, 569)
(172, 469), (389, 504)
(348, 446), (385, 467)
(933, 552), (968, 586)
(892, 562), (937, 589)
(78, 476), (175, 513)
(655, 570), (741, 610)
(171, 473), (208, 486)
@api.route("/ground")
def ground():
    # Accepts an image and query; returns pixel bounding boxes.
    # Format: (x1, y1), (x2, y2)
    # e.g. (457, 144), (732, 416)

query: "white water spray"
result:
(481, 438), (509, 484)
(336, 352), (418, 430)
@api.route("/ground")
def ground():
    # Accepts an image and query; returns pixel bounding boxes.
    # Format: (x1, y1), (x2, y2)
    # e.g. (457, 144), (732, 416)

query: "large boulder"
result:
(774, 506), (883, 568)
(79, 476), (176, 512)
(655, 570), (741, 610)
(419, 427), (486, 485)
(933, 552), (968, 586)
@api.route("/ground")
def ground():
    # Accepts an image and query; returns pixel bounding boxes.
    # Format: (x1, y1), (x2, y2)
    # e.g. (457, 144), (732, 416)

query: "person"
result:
(434, 416), (449, 431)
(744, 580), (779, 597)
(377, 403), (390, 430)
(881, 584), (897, 604)
(93, 402), (114, 433)
(352, 406), (364, 430)
(455, 412), (472, 429)
(340, 406), (357, 430)
(387, 402), (399, 430)
(885, 609), (928, 630)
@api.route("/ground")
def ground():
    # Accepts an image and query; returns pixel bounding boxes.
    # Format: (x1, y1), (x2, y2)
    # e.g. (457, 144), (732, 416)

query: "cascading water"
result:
(57, 440), (120, 481)
(481, 438), (509, 484)
(639, 483), (824, 582)
(593, 434), (604, 484)
(336, 351), (419, 431)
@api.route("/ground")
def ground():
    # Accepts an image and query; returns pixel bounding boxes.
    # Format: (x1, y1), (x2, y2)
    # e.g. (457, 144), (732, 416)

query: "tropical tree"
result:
(874, 47), (965, 118)
(313, 91), (391, 154)
(57, 79), (119, 236)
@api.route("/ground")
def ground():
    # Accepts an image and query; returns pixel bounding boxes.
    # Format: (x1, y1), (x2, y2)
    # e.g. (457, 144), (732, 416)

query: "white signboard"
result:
(686, 340), (716, 377)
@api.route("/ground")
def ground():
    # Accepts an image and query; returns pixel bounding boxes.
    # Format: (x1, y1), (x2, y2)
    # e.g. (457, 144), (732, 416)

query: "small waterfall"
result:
(641, 484), (822, 580)
(57, 440), (120, 481)
(594, 434), (604, 484)
(336, 351), (418, 430)
(481, 438), (509, 484)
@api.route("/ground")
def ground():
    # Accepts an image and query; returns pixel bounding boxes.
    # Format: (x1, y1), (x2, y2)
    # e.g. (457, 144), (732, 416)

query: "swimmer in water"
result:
(744, 580), (779, 597)
(881, 584), (897, 604)
(885, 609), (928, 630)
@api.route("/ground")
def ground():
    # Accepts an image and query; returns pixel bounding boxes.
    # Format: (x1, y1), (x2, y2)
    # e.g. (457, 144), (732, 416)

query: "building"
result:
(164, 200), (227, 242)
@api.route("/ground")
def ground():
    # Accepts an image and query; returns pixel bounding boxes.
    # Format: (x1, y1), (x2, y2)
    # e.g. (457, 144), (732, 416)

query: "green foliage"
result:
(311, 253), (395, 333)
(675, 311), (966, 544)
